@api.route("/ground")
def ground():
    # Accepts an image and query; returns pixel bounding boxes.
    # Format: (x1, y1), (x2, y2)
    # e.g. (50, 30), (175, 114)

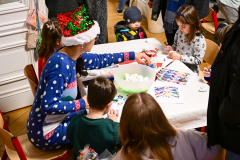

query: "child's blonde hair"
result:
(175, 5), (204, 44)
(120, 92), (176, 160)
(38, 18), (62, 61)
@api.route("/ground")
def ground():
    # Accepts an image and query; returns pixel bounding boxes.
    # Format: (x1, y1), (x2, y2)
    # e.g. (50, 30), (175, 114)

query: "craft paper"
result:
(156, 68), (196, 86)
(148, 82), (184, 104)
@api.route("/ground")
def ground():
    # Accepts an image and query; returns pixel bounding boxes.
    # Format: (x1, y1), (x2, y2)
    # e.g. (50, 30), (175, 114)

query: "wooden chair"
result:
(202, 8), (225, 35)
(0, 110), (68, 160)
(24, 64), (39, 97)
(213, 147), (226, 160)
(199, 39), (220, 83)
(204, 39), (220, 65)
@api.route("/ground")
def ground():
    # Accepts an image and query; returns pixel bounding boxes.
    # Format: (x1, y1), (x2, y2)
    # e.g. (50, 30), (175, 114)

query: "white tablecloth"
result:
(81, 38), (209, 129)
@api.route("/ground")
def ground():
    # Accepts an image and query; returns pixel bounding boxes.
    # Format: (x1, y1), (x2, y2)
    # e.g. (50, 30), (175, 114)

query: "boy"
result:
(114, 6), (147, 42)
(67, 77), (120, 159)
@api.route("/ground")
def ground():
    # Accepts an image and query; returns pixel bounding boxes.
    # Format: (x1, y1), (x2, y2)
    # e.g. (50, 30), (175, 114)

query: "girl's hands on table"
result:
(108, 109), (119, 122)
(203, 67), (211, 77)
(135, 52), (151, 65)
(168, 51), (181, 60)
(165, 46), (173, 53)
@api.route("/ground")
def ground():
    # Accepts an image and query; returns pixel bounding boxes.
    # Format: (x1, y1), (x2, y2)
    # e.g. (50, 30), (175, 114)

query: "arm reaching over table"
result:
(82, 51), (151, 70)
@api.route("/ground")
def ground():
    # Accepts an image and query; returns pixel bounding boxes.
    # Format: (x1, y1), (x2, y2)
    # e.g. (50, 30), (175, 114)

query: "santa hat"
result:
(57, 5), (100, 46)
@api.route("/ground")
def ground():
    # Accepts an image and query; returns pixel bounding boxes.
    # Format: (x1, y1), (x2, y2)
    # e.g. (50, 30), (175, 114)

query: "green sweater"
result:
(67, 114), (121, 159)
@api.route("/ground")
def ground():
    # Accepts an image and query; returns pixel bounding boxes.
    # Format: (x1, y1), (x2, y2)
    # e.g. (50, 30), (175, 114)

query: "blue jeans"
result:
(118, 0), (126, 10)
(226, 150), (240, 160)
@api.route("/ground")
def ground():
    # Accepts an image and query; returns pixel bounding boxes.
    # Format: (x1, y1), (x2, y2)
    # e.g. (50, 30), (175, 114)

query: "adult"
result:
(217, 0), (240, 24)
(45, 0), (108, 44)
(207, 6), (240, 159)
(117, 0), (127, 15)
(148, 0), (209, 45)
(27, 5), (150, 150)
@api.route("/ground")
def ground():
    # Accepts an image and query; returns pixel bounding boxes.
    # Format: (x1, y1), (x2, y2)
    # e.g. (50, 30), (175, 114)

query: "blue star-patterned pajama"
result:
(27, 48), (135, 150)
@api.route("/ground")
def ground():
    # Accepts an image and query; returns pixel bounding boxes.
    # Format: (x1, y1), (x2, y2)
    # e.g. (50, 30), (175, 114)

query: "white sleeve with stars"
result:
(172, 29), (180, 50)
(181, 36), (206, 65)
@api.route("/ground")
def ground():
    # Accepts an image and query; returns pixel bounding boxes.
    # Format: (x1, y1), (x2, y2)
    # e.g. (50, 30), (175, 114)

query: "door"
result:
(0, 0), (47, 112)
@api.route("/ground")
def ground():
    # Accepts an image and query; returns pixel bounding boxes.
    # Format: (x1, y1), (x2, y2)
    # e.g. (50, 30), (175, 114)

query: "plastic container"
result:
(145, 50), (157, 68)
(113, 64), (156, 93)
(146, 5), (164, 33)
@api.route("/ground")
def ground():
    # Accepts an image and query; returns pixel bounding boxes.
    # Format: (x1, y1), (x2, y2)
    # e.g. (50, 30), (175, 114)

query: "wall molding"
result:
(0, 84), (31, 99)
(0, 2), (28, 15)
(0, 28), (27, 37)
(0, 74), (26, 86)
(0, 19), (26, 28)
(0, 40), (26, 51)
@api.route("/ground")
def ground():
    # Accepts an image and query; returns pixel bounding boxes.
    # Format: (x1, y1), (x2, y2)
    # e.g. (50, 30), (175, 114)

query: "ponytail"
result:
(38, 18), (62, 61)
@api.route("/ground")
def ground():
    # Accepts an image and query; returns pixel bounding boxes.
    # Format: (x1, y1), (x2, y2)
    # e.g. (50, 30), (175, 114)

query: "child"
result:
(114, 6), (147, 42)
(67, 77), (121, 159)
(203, 24), (233, 83)
(113, 92), (221, 160)
(27, 5), (150, 151)
(38, 18), (63, 78)
(164, 5), (206, 74)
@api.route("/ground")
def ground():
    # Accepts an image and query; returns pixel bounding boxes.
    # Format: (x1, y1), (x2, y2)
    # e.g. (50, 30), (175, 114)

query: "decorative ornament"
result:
(57, 5), (100, 46)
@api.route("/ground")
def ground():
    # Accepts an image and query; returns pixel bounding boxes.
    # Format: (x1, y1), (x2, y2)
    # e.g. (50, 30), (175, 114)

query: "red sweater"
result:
(38, 51), (47, 78)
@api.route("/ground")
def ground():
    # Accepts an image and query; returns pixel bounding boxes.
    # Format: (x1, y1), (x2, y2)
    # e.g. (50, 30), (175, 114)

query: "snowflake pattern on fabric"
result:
(172, 29), (206, 73)
(81, 51), (135, 70)
(27, 48), (135, 151)
(27, 50), (86, 151)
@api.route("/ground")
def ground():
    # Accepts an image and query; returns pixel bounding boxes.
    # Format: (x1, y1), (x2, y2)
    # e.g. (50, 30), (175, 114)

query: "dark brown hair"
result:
(175, 5), (204, 43)
(38, 18), (62, 61)
(76, 57), (88, 77)
(218, 24), (234, 44)
(120, 92), (176, 160)
(88, 77), (117, 110)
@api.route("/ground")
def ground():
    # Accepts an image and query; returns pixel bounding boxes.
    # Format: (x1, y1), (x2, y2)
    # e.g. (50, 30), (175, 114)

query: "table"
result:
(80, 38), (209, 130)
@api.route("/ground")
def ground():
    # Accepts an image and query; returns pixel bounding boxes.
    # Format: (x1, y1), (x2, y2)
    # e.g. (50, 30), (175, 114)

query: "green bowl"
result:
(113, 64), (156, 93)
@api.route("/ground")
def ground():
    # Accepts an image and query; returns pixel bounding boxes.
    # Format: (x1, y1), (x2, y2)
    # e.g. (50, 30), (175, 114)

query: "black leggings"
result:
(160, 0), (178, 45)
(165, 29), (178, 46)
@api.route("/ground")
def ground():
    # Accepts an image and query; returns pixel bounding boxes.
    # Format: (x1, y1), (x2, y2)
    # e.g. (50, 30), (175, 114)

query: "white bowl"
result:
(113, 64), (156, 93)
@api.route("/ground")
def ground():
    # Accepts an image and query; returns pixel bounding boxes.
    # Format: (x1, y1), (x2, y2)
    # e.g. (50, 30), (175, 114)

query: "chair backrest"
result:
(204, 39), (220, 65)
(0, 110), (27, 160)
(0, 111), (10, 132)
(24, 64), (39, 97)
(0, 111), (16, 151)
(204, 8), (215, 22)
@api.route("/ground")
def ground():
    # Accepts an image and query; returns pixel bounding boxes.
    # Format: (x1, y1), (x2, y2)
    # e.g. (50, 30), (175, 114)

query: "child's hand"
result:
(165, 46), (173, 53)
(168, 51), (181, 60)
(108, 109), (119, 122)
(82, 95), (89, 109)
(203, 67), (211, 77)
(135, 52), (151, 65)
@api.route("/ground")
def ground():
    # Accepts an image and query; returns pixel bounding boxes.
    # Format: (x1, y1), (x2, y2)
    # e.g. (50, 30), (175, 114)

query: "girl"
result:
(165, 5), (206, 74)
(27, 5), (150, 151)
(113, 92), (221, 160)
(38, 18), (63, 78)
